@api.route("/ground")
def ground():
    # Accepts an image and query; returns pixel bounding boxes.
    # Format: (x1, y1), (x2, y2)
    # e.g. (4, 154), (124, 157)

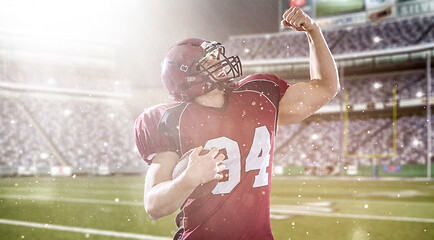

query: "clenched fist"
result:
(281, 7), (316, 32)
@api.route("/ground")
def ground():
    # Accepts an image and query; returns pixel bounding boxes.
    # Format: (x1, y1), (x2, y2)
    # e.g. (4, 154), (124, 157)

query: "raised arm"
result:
(278, 7), (340, 125)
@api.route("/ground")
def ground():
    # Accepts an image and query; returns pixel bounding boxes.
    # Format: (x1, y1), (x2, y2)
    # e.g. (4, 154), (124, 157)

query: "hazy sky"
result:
(125, 0), (281, 87)
(0, 0), (282, 88)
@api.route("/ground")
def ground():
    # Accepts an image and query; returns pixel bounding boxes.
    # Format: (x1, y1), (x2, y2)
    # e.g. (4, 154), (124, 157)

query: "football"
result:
(172, 148), (219, 199)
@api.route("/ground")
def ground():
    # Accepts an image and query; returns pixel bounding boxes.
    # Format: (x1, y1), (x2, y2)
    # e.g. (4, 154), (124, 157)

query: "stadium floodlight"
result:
(63, 109), (72, 117)
(373, 36), (382, 43)
(40, 152), (49, 159)
(373, 82), (382, 89)
(47, 78), (56, 85)
(412, 139), (421, 147)
(344, 85), (397, 178)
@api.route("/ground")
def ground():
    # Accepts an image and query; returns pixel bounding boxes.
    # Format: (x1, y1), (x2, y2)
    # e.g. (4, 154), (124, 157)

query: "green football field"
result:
(1, 176), (433, 240)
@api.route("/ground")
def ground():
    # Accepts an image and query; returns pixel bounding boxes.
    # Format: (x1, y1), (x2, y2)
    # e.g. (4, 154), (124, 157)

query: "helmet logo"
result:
(187, 76), (196, 82)
(180, 65), (188, 72)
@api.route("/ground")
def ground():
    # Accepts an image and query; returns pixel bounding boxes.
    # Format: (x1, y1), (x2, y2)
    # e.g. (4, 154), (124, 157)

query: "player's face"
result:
(200, 49), (228, 79)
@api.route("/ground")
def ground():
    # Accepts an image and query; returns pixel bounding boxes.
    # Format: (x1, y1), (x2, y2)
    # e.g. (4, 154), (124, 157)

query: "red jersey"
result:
(135, 73), (290, 240)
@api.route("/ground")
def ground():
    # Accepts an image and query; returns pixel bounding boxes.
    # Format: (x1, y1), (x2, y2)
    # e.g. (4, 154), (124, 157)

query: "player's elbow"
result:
(145, 209), (161, 220)
(144, 195), (163, 219)
(324, 79), (340, 100)
(144, 202), (164, 220)
(144, 195), (175, 220)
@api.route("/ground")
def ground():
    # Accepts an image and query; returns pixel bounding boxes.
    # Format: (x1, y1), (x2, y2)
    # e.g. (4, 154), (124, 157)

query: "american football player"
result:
(135, 7), (340, 240)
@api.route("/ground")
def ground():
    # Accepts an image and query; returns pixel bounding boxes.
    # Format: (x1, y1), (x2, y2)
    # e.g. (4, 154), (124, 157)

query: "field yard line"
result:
(0, 219), (172, 240)
(270, 207), (434, 223)
(5, 185), (434, 208)
(272, 196), (434, 207)
(0, 186), (139, 194)
(0, 194), (143, 206)
(2, 194), (434, 224)
(4, 186), (434, 207)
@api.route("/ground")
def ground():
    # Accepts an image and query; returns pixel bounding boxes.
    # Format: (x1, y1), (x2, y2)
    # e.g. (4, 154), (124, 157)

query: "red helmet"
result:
(161, 38), (242, 101)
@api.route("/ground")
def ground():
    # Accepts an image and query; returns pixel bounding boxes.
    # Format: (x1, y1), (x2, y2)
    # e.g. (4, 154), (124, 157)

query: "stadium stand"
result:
(326, 70), (434, 105)
(225, 14), (434, 59)
(0, 96), (60, 168)
(0, 92), (143, 175)
(274, 114), (433, 168)
(19, 96), (141, 169)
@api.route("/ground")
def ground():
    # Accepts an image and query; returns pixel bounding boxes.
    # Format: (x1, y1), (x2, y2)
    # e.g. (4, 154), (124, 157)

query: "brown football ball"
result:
(172, 148), (219, 199)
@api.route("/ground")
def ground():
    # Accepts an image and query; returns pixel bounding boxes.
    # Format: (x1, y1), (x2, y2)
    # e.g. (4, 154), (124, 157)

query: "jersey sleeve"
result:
(265, 73), (290, 100)
(237, 73), (290, 102)
(134, 104), (174, 165)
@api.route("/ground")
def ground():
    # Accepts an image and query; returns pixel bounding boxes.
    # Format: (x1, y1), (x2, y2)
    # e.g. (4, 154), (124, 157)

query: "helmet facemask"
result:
(195, 42), (242, 91)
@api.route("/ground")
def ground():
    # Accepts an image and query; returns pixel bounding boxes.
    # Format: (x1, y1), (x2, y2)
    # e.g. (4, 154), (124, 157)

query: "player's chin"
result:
(213, 74), (225, 80)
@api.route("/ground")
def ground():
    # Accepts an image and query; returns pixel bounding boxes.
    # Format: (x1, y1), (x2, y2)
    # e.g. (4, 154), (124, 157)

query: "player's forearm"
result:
(145, 172), (196, 219)
(306, 24), (340, 96)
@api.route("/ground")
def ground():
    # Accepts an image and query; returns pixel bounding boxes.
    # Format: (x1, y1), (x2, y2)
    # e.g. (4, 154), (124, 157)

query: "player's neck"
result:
(194, 89), (225, 108)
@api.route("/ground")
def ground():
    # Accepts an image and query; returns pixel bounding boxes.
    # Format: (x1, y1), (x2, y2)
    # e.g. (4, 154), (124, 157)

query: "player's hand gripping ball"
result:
(172, 148), (221, 199)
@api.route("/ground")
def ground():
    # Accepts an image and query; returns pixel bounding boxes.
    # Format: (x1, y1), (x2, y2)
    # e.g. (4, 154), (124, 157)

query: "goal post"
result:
(343, 85), (398, 177)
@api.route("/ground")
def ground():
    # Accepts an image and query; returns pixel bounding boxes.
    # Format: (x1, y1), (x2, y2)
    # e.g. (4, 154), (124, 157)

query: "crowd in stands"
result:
(225, 14), (434, 59)
(274, 114), (433, 167)
(327, 70), (433, 105)
(2, 70), (131, 93)
(22, 97), (142, 169)
(0, 96), (59, 168)
(0, 95), (143, 171)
